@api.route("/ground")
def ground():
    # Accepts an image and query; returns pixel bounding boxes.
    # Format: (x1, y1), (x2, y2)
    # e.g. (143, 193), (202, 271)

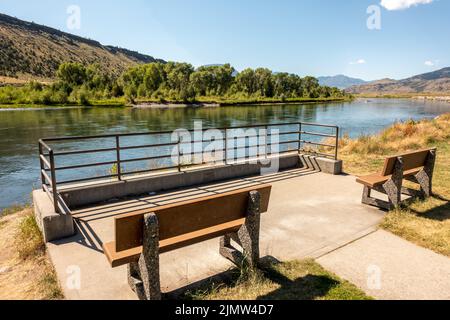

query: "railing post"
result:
(224, 129), (228, 165)
(49, 149), (59, 214)
(298, 123), (303, 154)
(265, 125), (269, 159)
(38, 141), (45, 191)
(116, 136), (122, 181)
(335, 126), (339, 160)
(177, 135), (181, 172)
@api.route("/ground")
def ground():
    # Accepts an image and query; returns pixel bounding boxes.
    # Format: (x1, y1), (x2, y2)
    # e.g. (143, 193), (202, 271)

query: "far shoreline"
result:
(0, 97), (352, 110)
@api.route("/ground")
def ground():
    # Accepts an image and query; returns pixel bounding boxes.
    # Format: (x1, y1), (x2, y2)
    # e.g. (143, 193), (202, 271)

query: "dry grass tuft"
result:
(0, 208), (63, 300)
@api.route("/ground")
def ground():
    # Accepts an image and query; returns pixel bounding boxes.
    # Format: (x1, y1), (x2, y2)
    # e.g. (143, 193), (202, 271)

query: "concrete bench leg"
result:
(361, 186), (394, 211)
(127, 212), (161, 300)
(127, 262), (146, 300)
(220, 191), (261, 269)
(416, 149), (436, 198)
(361, 157), (403, 211)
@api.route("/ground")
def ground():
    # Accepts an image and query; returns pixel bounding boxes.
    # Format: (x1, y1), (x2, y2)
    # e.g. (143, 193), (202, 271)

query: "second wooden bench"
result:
(356, 148), (436, 210)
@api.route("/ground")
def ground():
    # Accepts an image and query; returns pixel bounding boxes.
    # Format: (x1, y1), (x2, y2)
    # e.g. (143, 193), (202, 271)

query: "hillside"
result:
(0, 13), (164, 81)
(318, 75), (367, 89)
(346, 67), (450, 94)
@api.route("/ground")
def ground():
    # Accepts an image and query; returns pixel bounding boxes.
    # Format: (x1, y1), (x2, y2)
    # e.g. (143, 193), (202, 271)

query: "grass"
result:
(334, 113), (450, 257)
(0, 204), (29, 217)
(185, 259), (371, 300)
(0, 207), (64, 300)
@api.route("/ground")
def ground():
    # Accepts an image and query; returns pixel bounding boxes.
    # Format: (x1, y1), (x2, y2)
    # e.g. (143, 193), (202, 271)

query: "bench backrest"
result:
(381, 148), (434, 176)
(114, 184), (272, 252)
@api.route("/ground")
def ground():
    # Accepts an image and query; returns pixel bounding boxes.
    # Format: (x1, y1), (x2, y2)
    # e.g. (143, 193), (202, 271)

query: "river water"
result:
(0, 98), (449, 209)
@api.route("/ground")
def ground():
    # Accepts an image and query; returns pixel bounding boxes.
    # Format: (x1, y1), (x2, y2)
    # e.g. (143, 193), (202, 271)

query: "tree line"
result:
(0, 61), (349, 105)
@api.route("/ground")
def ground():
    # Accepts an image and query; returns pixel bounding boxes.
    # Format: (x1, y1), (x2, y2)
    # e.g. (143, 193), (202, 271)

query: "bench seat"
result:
(356, 167), (423, 188)
(104, 218), (245, 267)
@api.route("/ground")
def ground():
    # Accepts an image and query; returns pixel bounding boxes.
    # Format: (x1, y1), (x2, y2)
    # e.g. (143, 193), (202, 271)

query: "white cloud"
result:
(425, 60), (440, 67)
(350, 59), (366, 65)
(380, 0), (433, 11)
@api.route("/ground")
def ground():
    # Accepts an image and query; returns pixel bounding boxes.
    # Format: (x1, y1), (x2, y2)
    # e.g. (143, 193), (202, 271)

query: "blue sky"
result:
(1, 0), (448, 80)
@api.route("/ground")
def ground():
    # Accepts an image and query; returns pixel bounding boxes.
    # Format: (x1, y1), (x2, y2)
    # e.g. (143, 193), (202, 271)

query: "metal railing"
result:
(39, 122), (339, 214)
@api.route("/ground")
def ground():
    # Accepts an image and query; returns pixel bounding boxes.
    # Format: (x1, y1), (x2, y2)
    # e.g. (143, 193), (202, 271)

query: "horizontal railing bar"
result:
(268, 140), (299, 146)
(120, 142), (178, 150)
(268, 149), (299, 156)
(301, 131), (336, 138)
(300, 122), (338, 128)
(121, 154), (173, 163)
(179, 131), (300, 146)
(57, 174), (119, 185)
(300, 150), (335, 158)
(51, 147), (117, 156)
(300, 140), (336, 148)
(52, 160), (118, 171)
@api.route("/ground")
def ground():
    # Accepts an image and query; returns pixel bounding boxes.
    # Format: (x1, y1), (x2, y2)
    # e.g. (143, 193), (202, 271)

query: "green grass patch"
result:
(184, 259), (371, 300)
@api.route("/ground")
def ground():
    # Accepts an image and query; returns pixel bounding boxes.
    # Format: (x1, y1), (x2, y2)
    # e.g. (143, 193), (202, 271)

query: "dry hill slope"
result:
(0, 13), (164, 81)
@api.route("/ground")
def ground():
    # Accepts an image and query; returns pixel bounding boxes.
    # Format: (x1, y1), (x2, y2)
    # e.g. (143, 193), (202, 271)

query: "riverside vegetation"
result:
(0, 62), (350, 107)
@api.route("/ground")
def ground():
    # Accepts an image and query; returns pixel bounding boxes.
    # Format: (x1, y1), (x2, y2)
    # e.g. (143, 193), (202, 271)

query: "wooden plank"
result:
(115, 184), (272, 252)
(357, 168), (422, 187)
(381, 149), (434, 176)
(104, 218), (245, 267)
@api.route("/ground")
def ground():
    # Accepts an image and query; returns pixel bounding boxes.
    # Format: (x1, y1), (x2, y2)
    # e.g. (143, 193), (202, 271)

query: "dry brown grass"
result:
(330, 114), (450, 257)
(0, 208), (63, 300)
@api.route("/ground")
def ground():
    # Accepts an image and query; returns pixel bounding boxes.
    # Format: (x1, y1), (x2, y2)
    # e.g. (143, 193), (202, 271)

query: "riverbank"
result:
(335, 113), (450, 257)
(355, 92), (450, 101)
(0, 96), (352, 110)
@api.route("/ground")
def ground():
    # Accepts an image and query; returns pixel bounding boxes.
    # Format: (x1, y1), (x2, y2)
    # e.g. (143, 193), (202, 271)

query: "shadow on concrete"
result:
(52, 219), (103, 253)
(166, 256), (339, 301)
(71, 167), (318, 223)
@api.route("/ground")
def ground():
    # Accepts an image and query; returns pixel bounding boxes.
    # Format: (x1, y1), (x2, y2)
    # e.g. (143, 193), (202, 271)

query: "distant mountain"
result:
(317, 75), (367, 89)
(346, 67), (450, 94)
(0, 13), (164, 80)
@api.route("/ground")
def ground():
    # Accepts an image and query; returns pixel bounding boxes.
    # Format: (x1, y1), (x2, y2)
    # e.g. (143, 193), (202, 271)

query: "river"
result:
(0, 98), (449, 210)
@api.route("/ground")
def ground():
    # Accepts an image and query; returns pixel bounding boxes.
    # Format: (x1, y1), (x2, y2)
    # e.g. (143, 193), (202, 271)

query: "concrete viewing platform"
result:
(44, 167), (385, 300)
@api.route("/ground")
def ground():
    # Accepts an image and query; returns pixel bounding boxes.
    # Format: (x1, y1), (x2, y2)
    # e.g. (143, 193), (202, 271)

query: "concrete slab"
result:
(317, 230), (450, 300)
(46, 168), (384, 300)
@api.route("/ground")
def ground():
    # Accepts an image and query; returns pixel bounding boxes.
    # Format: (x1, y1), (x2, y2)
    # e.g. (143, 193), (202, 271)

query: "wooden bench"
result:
(103, 184), (272, 300)
(356, 148), (436, 210)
